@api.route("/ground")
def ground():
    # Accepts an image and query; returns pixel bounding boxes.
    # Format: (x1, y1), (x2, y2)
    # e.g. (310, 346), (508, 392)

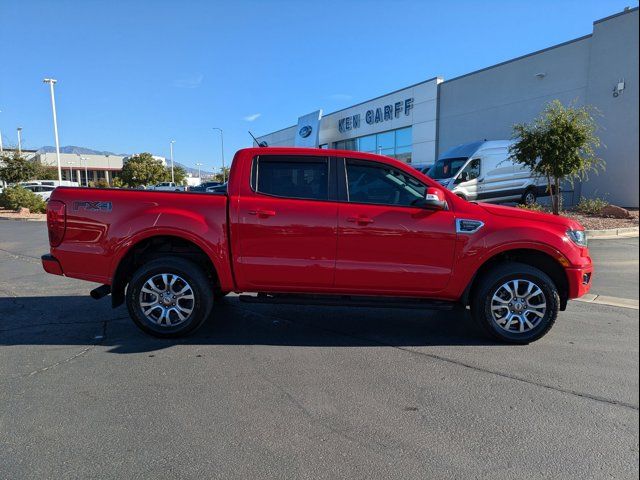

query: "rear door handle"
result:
(347, 216), (374, 225)
(248, 209), (276, 218)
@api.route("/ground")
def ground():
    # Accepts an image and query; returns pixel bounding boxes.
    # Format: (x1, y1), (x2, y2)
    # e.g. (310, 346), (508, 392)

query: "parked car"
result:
(42, 147), (592, 343)
(19, 180), (79, 187)
(411, 162), (433, 175)
(148, 182), (186, 192)
(427, 140), (546, 205)
(205, 183), (227, 194)
(23, 184), (57, 201)
(189, 181), (222, 192)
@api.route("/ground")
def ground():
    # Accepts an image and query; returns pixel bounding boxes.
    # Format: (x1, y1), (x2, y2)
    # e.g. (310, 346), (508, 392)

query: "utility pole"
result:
(43, 78), (63, 183)
(212, 128), (225, 183)
(169, 140), (175, 183)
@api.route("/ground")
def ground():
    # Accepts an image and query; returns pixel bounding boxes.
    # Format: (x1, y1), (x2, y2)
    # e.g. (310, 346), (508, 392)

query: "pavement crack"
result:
(17, 321), (110, 378)
(0, 248), (41, 264)
(233, 304), (639, 413)
(0, 316), (128, 334)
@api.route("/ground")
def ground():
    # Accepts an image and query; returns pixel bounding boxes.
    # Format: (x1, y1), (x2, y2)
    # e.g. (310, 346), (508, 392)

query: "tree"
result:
(120, 153), (167, 187)
(212, 166), (230, 184)
(34, 161), (58, 180)
(510, 100), (603, 215)
(0, 152), (37, 184)
(171, 165), (187, 185)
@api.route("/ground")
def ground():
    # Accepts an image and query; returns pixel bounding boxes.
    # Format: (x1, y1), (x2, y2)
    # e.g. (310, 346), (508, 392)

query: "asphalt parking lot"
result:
(1, 221), (638, 479)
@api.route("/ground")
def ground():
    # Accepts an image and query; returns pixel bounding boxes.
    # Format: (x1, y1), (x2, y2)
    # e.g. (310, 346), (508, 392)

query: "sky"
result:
(0, 0), (636, 171)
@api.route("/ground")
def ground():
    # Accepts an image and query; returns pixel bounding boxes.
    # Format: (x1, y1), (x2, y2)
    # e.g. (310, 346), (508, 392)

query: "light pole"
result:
(17, 127), (22, 154)
(169, 140), (175, 183)
(195, 162), (203, 180)
(212, 128), (225, 183)
(67, 161), (74, 183)
(43, 79), (63, 183)
(78, 155), (89, 186)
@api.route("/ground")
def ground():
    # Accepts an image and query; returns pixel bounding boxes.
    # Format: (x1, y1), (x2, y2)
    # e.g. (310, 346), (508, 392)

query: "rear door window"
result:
(253, 156), (329, 201)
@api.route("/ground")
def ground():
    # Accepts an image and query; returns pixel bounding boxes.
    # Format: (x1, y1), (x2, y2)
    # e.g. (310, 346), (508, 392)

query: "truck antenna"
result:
(248, 131), (268, 147)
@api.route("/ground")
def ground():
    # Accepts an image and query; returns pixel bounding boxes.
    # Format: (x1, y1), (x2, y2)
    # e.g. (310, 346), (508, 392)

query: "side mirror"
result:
(414, 187), (447, 210)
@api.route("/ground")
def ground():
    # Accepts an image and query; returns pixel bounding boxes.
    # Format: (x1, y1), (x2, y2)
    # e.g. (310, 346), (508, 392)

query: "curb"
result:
(586, 226), (639, 239)
(575, 294), (639, 310)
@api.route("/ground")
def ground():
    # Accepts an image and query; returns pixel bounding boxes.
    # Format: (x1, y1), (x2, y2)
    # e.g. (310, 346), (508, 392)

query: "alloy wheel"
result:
(490, 279), (547, 333)
(138, 273), (195, 326)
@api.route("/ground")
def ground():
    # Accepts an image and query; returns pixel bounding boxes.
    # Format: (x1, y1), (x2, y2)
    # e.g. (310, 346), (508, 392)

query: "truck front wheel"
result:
(126, 256), (213, 338)
(470, 262), (559, 344)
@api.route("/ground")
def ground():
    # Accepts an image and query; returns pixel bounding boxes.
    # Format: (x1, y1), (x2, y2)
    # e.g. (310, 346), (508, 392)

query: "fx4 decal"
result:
(73, 201), (113, 212)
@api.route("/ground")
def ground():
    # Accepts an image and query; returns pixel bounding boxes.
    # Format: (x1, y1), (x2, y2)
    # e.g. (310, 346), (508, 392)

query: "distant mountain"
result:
(38, 145), (214, 176)
(174, 162), (214, 177)
(38, 146), (127, 156)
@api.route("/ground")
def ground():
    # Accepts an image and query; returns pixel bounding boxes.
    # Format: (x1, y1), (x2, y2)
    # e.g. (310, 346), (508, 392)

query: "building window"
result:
(332, 127), (412, 163)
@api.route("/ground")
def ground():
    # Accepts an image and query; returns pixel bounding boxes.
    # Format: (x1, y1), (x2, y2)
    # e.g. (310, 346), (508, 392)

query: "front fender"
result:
(448, 226), (575, 299)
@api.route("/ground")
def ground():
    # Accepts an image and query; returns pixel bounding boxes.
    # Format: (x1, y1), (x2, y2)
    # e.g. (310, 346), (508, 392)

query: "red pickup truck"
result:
(42, 147), (593, 343)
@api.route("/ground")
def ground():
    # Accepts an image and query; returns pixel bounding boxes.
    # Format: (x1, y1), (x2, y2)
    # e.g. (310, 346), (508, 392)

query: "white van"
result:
(426, 140), (546, 205)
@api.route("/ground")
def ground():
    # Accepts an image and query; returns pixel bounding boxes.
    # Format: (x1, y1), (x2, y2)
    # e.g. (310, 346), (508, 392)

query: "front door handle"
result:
(248, 209), (276, 218)
(347, 216), (374, 225)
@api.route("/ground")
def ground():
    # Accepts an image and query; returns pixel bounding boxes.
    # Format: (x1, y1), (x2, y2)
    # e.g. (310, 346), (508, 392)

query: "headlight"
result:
(567, 229), (588, 247)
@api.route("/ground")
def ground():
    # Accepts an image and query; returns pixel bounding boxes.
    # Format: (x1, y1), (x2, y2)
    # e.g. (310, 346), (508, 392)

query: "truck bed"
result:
(47, 187), (233, 288)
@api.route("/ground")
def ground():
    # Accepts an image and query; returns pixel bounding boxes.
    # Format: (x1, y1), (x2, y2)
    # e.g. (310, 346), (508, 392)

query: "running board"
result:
(238, 293), (457, 310)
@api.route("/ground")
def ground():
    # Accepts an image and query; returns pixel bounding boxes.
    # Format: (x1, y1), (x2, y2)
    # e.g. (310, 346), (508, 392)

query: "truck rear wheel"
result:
(470, 262), (559, 344)
(126, 256), (213, 338)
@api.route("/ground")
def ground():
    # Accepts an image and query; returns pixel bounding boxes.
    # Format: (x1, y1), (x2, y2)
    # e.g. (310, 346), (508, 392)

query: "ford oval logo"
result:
(299, 125), (312, 138)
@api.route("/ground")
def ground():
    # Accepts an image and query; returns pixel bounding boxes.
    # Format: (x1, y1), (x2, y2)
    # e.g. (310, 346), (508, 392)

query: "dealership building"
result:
(257, 7), (638, 207)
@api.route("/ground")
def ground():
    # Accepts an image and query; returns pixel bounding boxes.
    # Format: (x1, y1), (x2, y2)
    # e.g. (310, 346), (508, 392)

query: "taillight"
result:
(47, 200), (66, 247)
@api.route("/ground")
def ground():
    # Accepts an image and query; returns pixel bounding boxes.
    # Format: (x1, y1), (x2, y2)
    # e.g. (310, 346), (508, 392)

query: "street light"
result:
(212, 128), (225, 183)
(17, 127), (22, 154)
(67, 161), (74, 183)
(169, 140), (175, 183)
(195, 162), (203, 179)
(43, 78), (63, 183)
(78, 155), (89, 186)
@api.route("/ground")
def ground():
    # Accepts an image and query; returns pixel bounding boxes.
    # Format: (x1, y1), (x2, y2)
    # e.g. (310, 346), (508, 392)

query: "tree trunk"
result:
(554, 176), (562, 215)
(546, 174), (558, 215)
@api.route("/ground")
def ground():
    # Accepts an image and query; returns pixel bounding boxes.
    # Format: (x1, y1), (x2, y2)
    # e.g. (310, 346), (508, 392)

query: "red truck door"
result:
(234, 155), (338, 291)
(335, 158), (456, 295)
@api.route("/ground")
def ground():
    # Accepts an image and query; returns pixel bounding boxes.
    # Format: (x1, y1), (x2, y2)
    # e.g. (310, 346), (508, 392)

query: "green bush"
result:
(517, 202), (545, 212)
(0, 186), (46, 213)
(89, 179), (110, 188)
(576, 196), (609, 215)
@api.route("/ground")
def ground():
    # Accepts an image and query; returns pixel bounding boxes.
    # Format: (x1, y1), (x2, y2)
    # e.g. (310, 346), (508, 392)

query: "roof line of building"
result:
(593, 6), (638, 25)
(441, 34), (592, 85)
(257, 7), (636, 140)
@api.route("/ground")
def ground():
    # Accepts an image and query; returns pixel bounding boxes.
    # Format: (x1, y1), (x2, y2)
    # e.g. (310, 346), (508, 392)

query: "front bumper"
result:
(41, 254), (64, 276)
(566, 264), (593, 299)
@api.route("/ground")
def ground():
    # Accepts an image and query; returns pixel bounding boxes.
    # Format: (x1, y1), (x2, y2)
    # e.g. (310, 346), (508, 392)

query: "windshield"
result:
(426, 157), (468, 180)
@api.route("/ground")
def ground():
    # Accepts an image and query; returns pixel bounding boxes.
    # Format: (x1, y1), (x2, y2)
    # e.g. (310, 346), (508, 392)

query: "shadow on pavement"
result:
(0, 295), (500, 353)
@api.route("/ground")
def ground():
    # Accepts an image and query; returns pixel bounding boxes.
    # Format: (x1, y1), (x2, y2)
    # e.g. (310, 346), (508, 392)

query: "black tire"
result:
(214, 291), (230, 301)
(126, 256), (213, 338)
(470, 262), (559, 344)
(521, 187), (537, 206)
